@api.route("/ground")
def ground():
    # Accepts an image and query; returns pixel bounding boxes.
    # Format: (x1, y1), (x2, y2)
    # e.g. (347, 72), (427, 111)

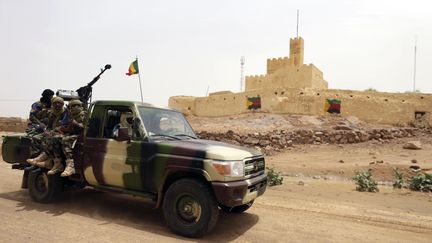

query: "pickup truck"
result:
(2, 100), (267, 238)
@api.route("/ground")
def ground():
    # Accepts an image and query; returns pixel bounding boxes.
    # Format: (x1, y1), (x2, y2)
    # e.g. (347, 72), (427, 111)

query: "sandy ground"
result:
(0, 132), (432, 242)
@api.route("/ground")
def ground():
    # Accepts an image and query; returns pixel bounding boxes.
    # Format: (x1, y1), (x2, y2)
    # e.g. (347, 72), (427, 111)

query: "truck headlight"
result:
(210, 160), (244, 177)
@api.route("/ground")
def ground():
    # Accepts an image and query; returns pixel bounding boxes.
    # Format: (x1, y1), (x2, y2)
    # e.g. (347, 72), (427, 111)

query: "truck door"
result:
(83, 105), (143, 191)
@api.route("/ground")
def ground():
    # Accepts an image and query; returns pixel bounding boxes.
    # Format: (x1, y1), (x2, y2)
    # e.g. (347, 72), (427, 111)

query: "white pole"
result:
(296, 9), (299, 38)
(136, 56), (144, 102)
(413, 36), (417, 92)
(240, 56), (245, 92)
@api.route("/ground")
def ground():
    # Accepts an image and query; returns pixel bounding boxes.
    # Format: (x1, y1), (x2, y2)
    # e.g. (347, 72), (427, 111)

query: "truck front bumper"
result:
(211, 173), (267, 207)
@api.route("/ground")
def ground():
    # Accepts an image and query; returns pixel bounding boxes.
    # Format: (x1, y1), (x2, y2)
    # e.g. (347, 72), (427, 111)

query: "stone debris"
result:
(409, 165), (421, 170)
(411, 159), (418, 164)
(197, 128), (418, 155)
(403, 141), (422, 150)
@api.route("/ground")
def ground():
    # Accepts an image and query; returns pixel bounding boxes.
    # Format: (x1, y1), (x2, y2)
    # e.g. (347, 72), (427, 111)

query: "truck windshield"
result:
(138, 106), (197, 140)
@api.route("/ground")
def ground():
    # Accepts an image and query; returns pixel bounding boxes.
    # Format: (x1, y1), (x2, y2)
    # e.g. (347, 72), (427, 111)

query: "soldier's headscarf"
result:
(120, 112), (133, 127)
(40, 89), (54, 108)
(51, 96), (65, 116)
(69, 99), (83, 117)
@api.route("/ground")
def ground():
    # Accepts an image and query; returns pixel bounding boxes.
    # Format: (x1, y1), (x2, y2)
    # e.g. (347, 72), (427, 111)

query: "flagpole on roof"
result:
(136, 56), (144, 102)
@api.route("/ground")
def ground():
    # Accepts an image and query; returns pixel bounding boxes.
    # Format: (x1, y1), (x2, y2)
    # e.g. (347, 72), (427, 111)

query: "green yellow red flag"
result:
(126, 60), (139, 76)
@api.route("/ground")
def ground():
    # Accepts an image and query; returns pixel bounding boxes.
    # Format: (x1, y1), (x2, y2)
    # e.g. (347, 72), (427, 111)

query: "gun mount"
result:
(56, 64), (111, 108)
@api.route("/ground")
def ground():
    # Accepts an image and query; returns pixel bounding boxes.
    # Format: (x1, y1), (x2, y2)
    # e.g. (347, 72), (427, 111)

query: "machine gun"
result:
(56, 64), (111, 109)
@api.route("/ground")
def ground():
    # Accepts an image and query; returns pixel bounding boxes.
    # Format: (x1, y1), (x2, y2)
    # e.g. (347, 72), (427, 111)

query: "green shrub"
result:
(393, 167), (404, 189)
(266, 167), (283, 187)
(353, 169), (379, 192)
(409, 173), (432, 192)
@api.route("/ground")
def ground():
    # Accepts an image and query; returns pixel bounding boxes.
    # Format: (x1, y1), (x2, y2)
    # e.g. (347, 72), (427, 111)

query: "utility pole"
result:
(296, 9), (300, 38)
(240, 56), (245, 92)
(413, 36), (417, 92)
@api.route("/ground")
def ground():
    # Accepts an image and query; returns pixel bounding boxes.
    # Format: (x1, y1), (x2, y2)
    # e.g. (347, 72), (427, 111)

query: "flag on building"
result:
(325, 99), (341, 114)
(247, 96), (261, 110)
(126, 59), (139, 76)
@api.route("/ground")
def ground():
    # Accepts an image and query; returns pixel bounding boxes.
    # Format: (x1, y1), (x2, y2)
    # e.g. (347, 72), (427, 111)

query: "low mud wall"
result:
(0, 118), (27, 132)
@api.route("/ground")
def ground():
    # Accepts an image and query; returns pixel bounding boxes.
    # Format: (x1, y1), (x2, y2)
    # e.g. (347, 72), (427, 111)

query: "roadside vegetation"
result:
(353, 169), (379, 192)
(409, 172), (432, 192)
(266, 167), (283, 186)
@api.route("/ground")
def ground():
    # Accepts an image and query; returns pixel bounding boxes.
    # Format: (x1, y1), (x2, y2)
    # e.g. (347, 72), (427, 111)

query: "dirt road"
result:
(0, 138), (432, 242)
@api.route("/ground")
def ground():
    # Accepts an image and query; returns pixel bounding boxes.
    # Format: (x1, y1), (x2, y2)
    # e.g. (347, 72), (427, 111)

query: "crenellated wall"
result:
(245, 37), (328, 91)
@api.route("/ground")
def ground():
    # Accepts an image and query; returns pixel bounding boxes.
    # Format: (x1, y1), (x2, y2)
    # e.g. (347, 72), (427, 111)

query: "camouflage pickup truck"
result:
(2, 100), (267, 237)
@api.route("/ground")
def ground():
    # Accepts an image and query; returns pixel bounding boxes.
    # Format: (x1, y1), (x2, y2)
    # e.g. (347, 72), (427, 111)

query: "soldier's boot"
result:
(26, 152), (48, 165)
(61, 159), (75, 177)
(47, 158), (64, 175)
(36, 159), (53, 169)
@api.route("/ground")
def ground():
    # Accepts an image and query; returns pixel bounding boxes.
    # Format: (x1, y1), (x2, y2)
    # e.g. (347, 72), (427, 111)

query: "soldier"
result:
(60, 99), (85, 177)
(112, 112), (133, 138)
(27, 89), (54, 131)
(26, 89), (54, 165)
(34, 96), (67, 173)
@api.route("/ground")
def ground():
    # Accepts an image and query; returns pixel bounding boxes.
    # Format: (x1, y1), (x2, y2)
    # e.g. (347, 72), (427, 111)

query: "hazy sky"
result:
(1, 0), (431, 118)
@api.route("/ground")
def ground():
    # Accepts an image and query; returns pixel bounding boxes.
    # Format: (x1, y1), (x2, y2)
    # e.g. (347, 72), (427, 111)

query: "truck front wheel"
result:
(28, 169), (62, 203)
(162, 178), (219, 238)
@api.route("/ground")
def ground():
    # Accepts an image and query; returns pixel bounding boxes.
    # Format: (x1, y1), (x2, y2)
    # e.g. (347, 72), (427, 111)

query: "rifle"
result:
(76, 64), (111, 108)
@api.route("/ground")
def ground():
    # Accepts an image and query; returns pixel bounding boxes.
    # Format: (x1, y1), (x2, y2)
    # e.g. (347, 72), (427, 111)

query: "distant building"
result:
(169, 37), (431, 126)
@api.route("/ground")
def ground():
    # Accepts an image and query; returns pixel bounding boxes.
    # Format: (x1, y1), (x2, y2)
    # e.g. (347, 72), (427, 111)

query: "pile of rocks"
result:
(197, 127), (418, 155)
(0, 118), (27, 132)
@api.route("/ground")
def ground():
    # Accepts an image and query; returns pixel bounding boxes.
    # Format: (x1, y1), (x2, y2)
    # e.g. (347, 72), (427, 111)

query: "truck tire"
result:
(219, 200), (254, 213)
(28, 169), (62, 203)
(162, 178), (219, 238)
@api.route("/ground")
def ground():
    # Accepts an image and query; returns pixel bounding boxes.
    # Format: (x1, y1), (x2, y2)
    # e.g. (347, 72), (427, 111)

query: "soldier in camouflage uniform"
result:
(27, 89), (54, 132)
(34, 97), (67, 173)
(60, 99), (85, 177)
(26, 89), (54, 165)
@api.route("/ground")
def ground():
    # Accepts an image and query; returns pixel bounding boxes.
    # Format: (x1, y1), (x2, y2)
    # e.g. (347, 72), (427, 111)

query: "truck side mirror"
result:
(116, 127), (131, 141)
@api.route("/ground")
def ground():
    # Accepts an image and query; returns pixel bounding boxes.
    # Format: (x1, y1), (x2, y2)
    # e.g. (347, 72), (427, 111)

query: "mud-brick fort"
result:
(169, 37), (432, 126)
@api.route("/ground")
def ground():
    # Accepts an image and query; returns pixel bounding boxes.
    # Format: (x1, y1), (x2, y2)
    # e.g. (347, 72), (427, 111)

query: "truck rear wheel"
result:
(162, 178), (219, 238)
(220, 200), (254, 213)
(28, 169), (62, 203)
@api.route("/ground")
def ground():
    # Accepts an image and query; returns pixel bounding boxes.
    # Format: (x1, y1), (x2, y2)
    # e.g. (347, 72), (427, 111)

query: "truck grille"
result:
(244, 156), (265, 178)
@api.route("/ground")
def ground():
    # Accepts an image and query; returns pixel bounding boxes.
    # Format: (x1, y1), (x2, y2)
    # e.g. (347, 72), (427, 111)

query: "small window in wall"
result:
(415, 111), (426, 120)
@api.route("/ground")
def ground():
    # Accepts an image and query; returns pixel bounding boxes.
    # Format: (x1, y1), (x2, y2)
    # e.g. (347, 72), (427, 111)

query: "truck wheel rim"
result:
(35, 173), (48, 193)
(176, 195), (202, 224)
